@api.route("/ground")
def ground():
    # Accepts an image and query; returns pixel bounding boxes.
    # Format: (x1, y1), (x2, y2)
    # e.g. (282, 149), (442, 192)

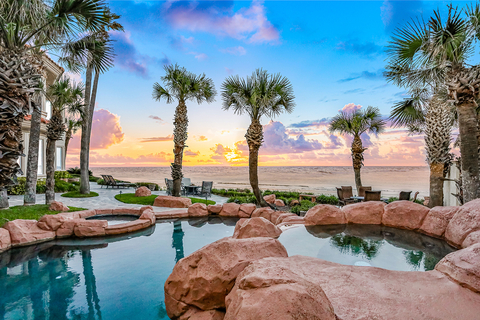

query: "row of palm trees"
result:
(0, 0), (122, 208)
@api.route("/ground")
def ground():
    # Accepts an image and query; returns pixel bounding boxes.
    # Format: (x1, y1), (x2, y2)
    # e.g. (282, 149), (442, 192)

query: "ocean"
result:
(91, 166), (430, 199)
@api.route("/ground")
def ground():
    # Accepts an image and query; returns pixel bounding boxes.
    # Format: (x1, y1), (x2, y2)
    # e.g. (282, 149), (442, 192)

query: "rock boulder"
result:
(304, 204), (346, 226)
(445, 199), (480, 247)
(140, 209), (156, 225)
(188, 203), (209, 217)
(239, 203), (256, 218)
(463, 231), (480, 248)
(219, 203), (240, 217)
(49, 201), (69, 212)
(232, 217), (282, 239)
(382, 201), (430, 230)
(263, 194), (276, 204)
(135, 186), (152, 197)
(0, 228), (11, 252)
(154, 196), (192, 208)
(164, 237), (288, 318)
(37, 213), (73, 231)
(274, 199), (285, 207)
(251, 207), (275, 221)
(73, 220), (108, 237)
(420, 206), (459, 237)
(3, 220), (56, 246)
(342, 201), (385, 224)
(207, 204), (223, 215)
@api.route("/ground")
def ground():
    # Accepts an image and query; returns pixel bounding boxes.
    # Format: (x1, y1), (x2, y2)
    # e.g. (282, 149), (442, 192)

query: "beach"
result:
(91, 166), (430, 198)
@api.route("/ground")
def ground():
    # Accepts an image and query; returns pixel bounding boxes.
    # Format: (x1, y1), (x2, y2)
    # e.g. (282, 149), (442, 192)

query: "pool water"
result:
(0, 218), (455, 320)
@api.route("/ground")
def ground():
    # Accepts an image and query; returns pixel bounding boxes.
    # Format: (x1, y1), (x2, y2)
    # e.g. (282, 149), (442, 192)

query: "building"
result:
(18, 55), (66, 178)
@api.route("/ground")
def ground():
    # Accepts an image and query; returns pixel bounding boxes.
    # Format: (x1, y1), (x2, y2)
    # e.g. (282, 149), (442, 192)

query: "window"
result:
(38, 139), (44, 175)
(45, 101), (52, 120)
(56, 147), (63, 170)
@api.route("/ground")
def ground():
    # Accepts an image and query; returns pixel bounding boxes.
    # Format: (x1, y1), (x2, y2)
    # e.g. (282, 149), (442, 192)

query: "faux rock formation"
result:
(342, 201), (385, 224)
(3, 220), (56, 246)
(232, 217), (282, 239)
(263, 194), (276, 204)
(0, 228), (11, 252)
(239, 203), (256, 218)
(154, 196), (192, 208)
(188, 203), (209, 217)
(73, 220), (108, 237)
(135, 186), (152, 197)
(277, 215), (305, 227)
(463, 231), (480, 248)
(225, 257), (336, 320)
(219, 203), (240, 217)
(420, 206), (459, 237)
(274, 199), (285, 207)
(140, 209), (156, 225)
(382, 201), (430, 230)
(189, 310), (225, 320)
(444, 199), (480, 247)
(113, 207), (142, 215)
(164, 237), (288, 319)
(207, 204), (222, 215)
(435, 243), (480, 293)
(251, 207), (275, 221)
(105, 219), (151, 235)
(275, 213), (297, 225)
(37, 213), (74, 231)
(48, 201), (69, 212)
(304, 204), (346, 226)
(56, 219), (84, 238)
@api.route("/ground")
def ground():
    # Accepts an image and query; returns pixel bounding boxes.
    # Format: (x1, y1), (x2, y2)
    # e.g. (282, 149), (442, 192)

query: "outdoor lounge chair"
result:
(336, 187), (355, 206)
(358, 186), (372, 198)
(364, 190), (381, 201)
(198, 181), (213, 204)
(101, 175), (136, 189)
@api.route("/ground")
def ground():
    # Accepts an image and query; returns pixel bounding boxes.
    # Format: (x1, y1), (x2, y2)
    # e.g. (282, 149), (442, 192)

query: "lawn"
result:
(61, 191), (99, 198)
(0, 204), (86, 228)
(114, 193), (215, 206)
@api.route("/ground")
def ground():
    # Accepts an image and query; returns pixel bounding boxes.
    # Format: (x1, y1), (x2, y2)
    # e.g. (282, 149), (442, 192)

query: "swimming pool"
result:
(0, 218), (455, 320)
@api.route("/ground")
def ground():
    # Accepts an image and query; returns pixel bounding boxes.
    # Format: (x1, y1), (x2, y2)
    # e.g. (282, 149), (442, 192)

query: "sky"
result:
(63, 0), (473, 168)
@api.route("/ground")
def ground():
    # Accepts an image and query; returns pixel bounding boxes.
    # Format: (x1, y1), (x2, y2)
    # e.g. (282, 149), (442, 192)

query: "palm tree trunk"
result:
(80, 64), (94, 194)
(456, 102), (480, 202)
(45, 137), (56, 204)
(64, 129), (72, 165)
(351, 134), (365, 192)
(246, 119), (269, 207)
(171, 100), (188, 197)
(24, 105), (42, 205)
(429, 162), (444, 208)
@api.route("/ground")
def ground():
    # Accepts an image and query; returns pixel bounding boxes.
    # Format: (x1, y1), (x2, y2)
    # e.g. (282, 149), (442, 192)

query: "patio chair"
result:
(399, 191), (412, 201)
(101, 175), (135, 189)
(358, 186), (372, 198)
(198, 181), (213, 204)
(341, 186), (353, 199)
(336, 187), (355, 206)
(364, 190), (381, 202)
(165, 178), (174, 196)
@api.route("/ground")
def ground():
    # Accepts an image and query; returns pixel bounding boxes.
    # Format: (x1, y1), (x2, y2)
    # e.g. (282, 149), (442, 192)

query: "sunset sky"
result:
(63, 0), (473, 168)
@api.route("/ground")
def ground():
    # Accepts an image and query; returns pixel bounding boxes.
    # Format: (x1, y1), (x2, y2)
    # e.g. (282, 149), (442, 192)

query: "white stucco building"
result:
(18, 55), (66, 178)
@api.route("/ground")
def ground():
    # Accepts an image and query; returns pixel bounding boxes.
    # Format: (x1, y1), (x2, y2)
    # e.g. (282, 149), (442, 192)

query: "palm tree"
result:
(329, 107), (385, 192)
(386, 4), (480, 202)
(0, 0), (112, 208)
(65, 118), (82, 161)
(153, 64), (216, 197)
(45, 77), (84, 203)
(221, 69), (295, 207)
(390, 91), (454, 207)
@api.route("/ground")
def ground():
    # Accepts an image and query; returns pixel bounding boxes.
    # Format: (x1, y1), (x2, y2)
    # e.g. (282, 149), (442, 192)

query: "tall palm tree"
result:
(153, 64), (216, 197)
(386, 4), (480, 202)
(45, 77), (83, 203)
(329, 107), (385, 192)
(221, 69), (295, 207)
(0, 0), (112, 208)
(390, 91), (454, 207)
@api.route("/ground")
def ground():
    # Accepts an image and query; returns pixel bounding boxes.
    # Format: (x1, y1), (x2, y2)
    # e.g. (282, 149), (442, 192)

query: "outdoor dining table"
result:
(184, 185), (201, 195)
(350, 196), (389, 203)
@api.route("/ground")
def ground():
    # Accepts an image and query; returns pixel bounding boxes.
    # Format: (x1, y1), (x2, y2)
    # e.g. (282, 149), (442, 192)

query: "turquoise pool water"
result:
(0, 218), (455, 320)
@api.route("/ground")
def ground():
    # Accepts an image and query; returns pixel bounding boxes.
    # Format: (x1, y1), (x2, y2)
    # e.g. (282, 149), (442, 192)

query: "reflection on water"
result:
(0, 219), (455, 319)
(280, 224), (456, 271)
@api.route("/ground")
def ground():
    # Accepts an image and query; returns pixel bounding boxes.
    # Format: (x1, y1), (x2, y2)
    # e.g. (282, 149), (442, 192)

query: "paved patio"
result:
(7, 182), (228, 212)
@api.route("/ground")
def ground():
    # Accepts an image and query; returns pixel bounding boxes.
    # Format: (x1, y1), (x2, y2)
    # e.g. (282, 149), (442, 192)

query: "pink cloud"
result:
(164, 1), (280, 44)
(184, 149), (200, 156)
(67, 152), (171, 167)
(341, 103), (362, 113)
(68, 109), (124, 151)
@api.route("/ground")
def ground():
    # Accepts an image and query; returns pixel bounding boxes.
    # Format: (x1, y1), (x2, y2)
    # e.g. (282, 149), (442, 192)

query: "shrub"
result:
(290, 200), (317, 215)
(96, 179), (106, 185)
(54, 171), (72, 179)
(8, 177), (78, 195)
(317, 194), (339, 205)
(226, 195), (257, 204)
(136, 182), (160, 191)
(55, 179), (79, 192)
(89, 176), (101, 182)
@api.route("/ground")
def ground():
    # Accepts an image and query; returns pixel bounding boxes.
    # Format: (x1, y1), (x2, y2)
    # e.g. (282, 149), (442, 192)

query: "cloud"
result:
(160, 53), (171, 65)
(188, 52), (208, 61)
(260, 121), (323, 155)
(184, 149), (200, 156)
(68, 152), (171, 167)
(381, 0), (423, 33)
(140, 135), (174, 143)
(195, 135), (208, 141)
(338, 69), (385, 83)
(169, 35), (195, 51)
(289, 118), (330, 128)
(343, 88), (365, 94)
(220, 46), (247, 56)
(110, 30), (170, 78)
(336, 40), (384, 59)
(149, 115), (165, 124)
(225, 67), (234, 74)
(341, 103), (362, 113)
(163, 1), (280, 44)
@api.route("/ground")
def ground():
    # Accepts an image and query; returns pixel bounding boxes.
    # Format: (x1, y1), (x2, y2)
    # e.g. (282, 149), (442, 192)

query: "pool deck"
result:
(7, 182), (228, 212)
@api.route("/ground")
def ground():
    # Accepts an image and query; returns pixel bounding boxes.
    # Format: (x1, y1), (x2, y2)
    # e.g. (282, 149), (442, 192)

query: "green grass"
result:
(0, 204), (86, 228)
(61, 191), (99, 198)
(114, 193), (215, 206)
